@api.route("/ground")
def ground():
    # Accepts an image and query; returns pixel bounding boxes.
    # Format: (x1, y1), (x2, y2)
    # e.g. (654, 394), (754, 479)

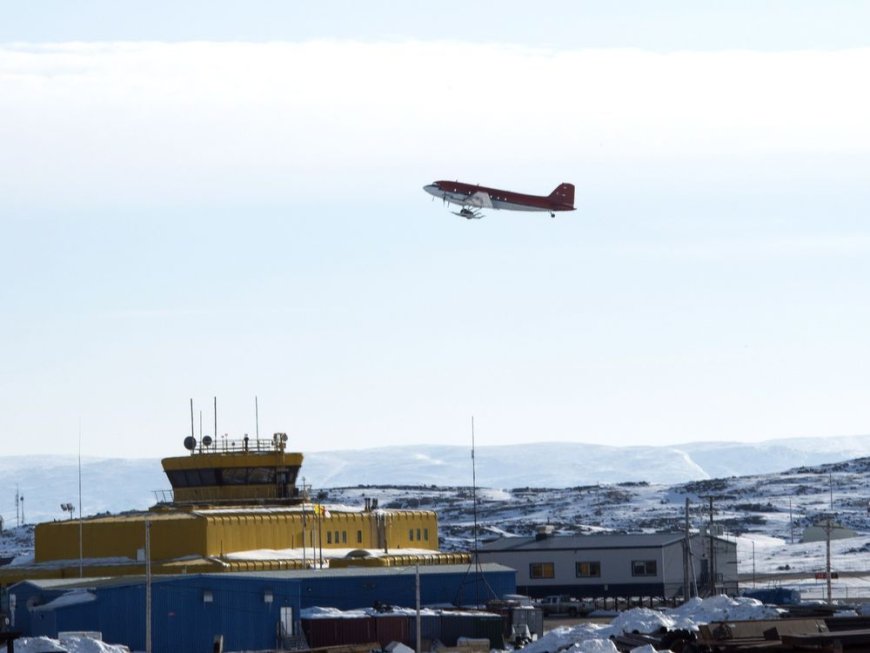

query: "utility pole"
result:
(752, 540), (756, 588)
(79, 423), (84, 578)
(708, 496), (715, 596)
(301, 479), (308, 568)
(683, 498), (691, 601)
(823, 481), (834, 604)
(145, 520), (152, 653)
(317, 503), (323, 569)
(415, 565), (422, 653)
(825, 516), (833, 604)
(700, 495), (720, 597)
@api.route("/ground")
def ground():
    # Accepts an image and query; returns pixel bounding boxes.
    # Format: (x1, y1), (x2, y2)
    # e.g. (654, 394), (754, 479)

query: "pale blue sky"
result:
(3, 1), (870, 50)
(1, 3), (869, 457)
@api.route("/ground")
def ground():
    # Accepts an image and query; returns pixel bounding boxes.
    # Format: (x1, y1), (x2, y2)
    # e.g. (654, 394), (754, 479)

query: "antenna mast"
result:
(78, 421), (83, 577)
(471, 417), (479, 556)
(255, 396), (260, 439)
(471, 417), (480, 607)
(454, 416), (496, 607)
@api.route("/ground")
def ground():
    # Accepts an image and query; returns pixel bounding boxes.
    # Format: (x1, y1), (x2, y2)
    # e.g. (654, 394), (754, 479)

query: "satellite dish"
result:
(183, 435), (197, 451)
(202, 435), (213, 448)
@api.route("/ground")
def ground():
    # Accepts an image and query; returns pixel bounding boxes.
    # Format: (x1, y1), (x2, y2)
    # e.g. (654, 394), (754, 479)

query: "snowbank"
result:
(13, 635), (129, 653)
(520, 595), (782, 653)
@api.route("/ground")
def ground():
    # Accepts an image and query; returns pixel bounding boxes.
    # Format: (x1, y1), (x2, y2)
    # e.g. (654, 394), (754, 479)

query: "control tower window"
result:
(248, 467), (275, 484)
(168, 466), (295, 488)
(221, 468), (248, 485)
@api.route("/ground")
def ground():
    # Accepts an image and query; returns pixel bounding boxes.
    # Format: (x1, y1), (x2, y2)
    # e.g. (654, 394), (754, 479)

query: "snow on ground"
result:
(13, 635), (129, 653)
(478, 488), (512, 501)
(301, 606), (486, 619)
(736, 533), (870, 575)
(520, 595), (783, 653)
(735, 532), (870, 600)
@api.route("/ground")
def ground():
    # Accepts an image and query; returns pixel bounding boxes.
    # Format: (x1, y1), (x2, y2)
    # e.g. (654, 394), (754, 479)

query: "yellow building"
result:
(2, 434), (464, 586)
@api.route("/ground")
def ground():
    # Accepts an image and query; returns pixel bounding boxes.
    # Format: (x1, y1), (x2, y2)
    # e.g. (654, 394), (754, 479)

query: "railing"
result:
(153, 489), (173, 503)
(152, 487), (304, 506)
(189, 433), (290, 454)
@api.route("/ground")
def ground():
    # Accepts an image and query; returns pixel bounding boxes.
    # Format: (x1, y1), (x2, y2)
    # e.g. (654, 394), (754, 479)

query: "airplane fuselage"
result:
(423, 180), (575, 214)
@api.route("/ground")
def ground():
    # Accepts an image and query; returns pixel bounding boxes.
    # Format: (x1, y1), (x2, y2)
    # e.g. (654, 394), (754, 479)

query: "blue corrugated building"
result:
(13, 574), (301, 652)
(9, 563), (515, 652)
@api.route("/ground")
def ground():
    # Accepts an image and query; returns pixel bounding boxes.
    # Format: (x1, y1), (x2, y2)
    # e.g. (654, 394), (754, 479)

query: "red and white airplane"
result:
(424, 180), (575, 219)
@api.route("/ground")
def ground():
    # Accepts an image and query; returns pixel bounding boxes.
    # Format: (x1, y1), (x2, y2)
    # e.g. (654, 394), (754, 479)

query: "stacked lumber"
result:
(683, 616), (870, 652)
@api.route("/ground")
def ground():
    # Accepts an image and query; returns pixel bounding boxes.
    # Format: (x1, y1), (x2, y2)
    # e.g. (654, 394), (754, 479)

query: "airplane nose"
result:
(423, 184), (440, 196)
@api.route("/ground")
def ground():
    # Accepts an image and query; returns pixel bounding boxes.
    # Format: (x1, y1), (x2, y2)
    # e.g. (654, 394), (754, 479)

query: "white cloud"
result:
(1, 42), (869, 207)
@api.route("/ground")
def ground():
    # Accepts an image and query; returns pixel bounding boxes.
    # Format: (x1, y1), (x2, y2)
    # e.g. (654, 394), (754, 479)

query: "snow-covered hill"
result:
(1, 434), (870, 524)
(2, 448), (869, 598)
(301, 435), (870, 488)
(321, 456), (870, 598)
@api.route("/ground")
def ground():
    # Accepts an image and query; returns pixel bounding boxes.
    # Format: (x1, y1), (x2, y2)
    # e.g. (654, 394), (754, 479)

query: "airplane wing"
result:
(465, 191), (493, 209)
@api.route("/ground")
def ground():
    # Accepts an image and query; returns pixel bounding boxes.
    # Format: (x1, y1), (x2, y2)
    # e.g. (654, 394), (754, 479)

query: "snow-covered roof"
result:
(479, 532), (698, 552)
(11, 563), (515, 591)
(32, 590), (97, 612)
(223, 546), (435, 562)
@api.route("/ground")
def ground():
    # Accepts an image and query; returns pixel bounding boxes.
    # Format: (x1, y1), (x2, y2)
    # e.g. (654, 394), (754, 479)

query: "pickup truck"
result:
(538, 595), (592, 617)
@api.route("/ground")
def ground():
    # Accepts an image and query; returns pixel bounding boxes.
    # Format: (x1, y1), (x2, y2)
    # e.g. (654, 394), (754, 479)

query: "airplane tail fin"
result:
(548, 183), (575, 209)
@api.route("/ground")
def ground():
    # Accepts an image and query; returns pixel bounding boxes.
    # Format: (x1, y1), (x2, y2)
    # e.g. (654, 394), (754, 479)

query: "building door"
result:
(280, 606), (293, 637)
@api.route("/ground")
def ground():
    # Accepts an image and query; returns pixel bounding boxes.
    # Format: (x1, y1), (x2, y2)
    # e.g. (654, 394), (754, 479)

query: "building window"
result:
(341, 531), (347, 544)
(247, 467), (275, 484)
(631, 560), (657, 577)
(326, 532), (332, 544)
(357, 530), (363, 544)
(529, 562), (555, 579)
(220, 468), (248, 485)
(416, 528), (421, 541)
(409, 529), (414, 541)
(424, 528), (429, 541)
(576, 561), (601, 577)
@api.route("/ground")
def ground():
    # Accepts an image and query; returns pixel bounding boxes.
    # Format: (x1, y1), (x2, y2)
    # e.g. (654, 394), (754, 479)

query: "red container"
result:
(375, 615), (411, 647)
(303, 617), (376, 647)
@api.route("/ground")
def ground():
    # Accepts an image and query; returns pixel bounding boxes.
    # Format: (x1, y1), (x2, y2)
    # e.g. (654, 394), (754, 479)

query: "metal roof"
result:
(12, 563), (514, 591)
(222, 562), (514, 581)
(479, 532), (695, 552)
